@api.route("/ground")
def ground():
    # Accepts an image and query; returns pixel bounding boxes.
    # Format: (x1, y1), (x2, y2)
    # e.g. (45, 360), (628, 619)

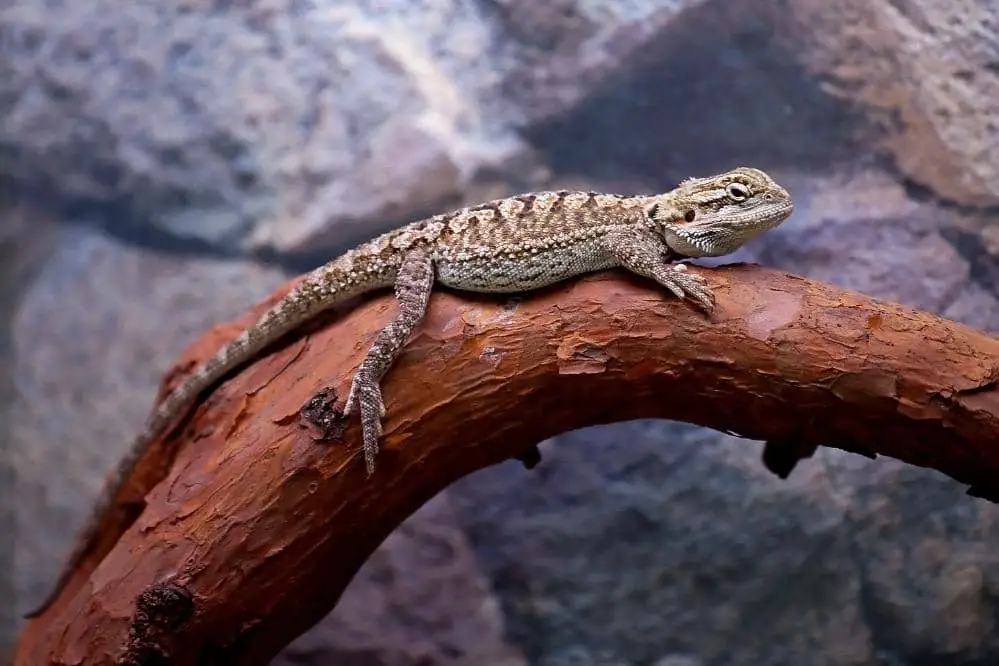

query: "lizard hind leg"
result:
(343, 246), (435, 475)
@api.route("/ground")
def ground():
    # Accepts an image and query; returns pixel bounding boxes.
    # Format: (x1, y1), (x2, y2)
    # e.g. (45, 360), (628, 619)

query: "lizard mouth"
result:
(726, 197), (795, 235)
(668, 199), (794, 257)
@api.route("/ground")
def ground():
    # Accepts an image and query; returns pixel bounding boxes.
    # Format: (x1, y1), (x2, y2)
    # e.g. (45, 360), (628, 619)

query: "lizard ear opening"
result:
(644, 202), (660, 221)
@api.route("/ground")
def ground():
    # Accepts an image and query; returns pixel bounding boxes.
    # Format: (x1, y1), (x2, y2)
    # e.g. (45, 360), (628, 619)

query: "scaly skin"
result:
(26, 166), (793, 618)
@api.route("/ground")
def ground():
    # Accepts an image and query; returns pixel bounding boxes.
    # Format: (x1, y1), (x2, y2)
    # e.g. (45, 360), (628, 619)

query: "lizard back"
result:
(431, 190), (645, 292)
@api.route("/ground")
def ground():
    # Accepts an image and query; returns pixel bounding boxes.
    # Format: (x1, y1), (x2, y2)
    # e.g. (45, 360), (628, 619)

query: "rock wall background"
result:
(4, 0), (999, 664)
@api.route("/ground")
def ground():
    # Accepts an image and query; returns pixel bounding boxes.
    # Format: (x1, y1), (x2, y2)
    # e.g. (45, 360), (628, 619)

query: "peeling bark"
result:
(14, 264), (999, 665)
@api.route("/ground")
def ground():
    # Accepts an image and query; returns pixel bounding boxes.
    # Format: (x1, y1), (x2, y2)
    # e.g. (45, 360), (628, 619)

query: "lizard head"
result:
(644, 166), (794, 257)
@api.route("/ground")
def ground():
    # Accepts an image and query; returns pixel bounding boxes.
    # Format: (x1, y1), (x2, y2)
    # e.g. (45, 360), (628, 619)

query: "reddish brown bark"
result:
(14, 264), (999, 665)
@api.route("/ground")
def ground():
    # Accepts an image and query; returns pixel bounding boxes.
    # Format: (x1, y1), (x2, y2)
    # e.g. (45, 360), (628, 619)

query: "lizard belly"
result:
(435, 243), (617, 293)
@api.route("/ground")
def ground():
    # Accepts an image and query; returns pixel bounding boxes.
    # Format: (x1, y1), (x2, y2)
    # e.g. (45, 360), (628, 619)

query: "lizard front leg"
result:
(599, 230), (715, 312)
(344, 246), (435, 474)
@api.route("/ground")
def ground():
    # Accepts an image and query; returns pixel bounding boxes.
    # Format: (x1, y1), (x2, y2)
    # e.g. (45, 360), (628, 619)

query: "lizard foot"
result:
(344, 369), (386, 475)
(666, 264), (715, 312)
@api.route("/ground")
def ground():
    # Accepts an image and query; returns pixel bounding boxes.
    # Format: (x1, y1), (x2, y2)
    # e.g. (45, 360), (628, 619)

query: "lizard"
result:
(25, 165), (794, 619)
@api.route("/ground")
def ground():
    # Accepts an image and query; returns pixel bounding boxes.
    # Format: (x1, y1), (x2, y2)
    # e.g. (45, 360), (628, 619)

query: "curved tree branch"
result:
(14, 264), (999, 665)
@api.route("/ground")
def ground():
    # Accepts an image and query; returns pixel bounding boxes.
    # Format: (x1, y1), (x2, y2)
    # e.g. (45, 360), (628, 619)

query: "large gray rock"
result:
(0, 0), (530, 252)
(0, 0), (723, 255)
(0, 199), (60, 657)
(450, 424), (873, 666)
(276, 493), (526, 666)
(6, 0), (999, 663)
(775, 0), (999, 207)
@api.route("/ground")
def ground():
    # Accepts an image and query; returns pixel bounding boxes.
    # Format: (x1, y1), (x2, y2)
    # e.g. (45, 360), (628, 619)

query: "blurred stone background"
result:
(3, 0), (999, 664)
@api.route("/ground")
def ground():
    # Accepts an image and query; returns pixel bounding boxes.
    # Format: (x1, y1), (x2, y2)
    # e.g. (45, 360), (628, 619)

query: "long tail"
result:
(24, 251), (399, 618)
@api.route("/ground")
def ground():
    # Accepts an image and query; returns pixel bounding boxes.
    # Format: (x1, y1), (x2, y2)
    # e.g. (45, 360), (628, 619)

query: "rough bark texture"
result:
(14, 264), (999, 665)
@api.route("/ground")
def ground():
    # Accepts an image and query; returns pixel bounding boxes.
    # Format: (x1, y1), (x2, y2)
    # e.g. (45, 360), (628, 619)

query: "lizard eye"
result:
(683, 209), (696, 223)
(726, 183), (751, 201)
